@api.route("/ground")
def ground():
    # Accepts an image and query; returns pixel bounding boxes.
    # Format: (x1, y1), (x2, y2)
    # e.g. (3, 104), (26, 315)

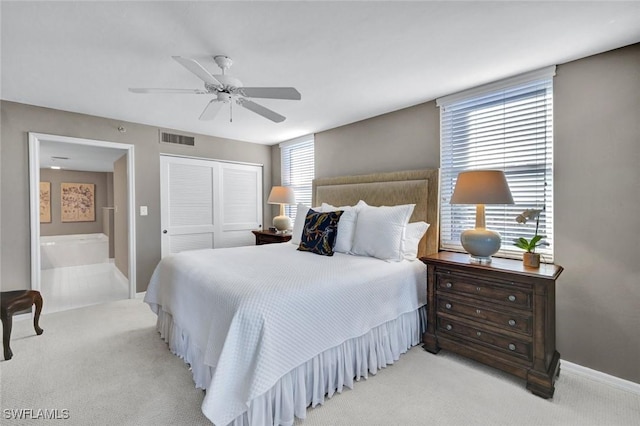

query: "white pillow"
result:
(290, 203), (312, 245)
(351, 203), (416, 261)
(321, 202), (358, 253)
(402, 221), (430, 260)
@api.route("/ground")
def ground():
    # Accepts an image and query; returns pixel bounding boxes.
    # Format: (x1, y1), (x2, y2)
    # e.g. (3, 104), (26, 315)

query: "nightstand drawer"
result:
(437, 317), (532, 361)
(436, 272), (532, 309)
(437, 296), (532, 335)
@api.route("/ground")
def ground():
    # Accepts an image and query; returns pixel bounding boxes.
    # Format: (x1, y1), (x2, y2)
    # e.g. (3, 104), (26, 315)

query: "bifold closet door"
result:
(216, 162), (263, 248)
(160, 155), (263, 257)
(160, 156), (216, 257)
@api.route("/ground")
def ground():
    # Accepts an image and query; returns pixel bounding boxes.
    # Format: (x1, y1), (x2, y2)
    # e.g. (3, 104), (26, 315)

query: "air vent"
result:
(159, 131), (195, 146)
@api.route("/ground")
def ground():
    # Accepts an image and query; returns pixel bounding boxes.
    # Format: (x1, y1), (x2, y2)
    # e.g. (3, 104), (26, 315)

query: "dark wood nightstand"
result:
(420, 251), (563, 398)
(252, 229), (292, 245)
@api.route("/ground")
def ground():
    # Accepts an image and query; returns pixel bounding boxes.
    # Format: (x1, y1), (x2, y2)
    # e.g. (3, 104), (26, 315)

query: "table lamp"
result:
(450, 170), (514, 264)
(267, 186), (296, 233)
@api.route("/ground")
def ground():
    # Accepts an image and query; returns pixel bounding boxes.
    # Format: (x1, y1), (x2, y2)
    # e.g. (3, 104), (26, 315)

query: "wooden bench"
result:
(1, 290), (44, 360)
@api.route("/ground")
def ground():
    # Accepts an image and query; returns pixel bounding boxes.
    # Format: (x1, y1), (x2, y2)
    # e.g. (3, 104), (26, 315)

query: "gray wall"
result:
(0, 101), (272, 292)
(39, 168), (109, 236)
(554, 44), (640, 384)
(304, 44), (640, 384)
(315, 101), (440, 178)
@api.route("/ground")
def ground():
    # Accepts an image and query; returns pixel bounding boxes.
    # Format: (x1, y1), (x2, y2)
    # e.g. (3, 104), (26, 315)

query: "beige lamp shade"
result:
(450, 170), (514, 264)
(267, 186), (296, 205)
(450, 170), (514, 205)
(267, 186), (295, 232)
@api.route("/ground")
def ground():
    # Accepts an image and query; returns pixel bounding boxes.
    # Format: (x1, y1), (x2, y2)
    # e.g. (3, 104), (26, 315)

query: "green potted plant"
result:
(514, 209), (546, 268)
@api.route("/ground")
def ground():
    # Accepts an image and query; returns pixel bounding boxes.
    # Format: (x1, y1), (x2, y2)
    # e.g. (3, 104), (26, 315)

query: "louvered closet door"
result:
(160, 156), (216, 257)
(160, 155), (263, 257)
(216, 162), (263, 248)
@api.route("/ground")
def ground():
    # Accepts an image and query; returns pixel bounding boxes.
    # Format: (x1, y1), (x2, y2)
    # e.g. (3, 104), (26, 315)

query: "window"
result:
(438, 66), (555, 260)
(280, 135), (314, 221)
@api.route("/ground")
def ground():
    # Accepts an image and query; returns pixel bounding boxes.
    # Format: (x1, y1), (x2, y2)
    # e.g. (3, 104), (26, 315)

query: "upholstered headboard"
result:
(312, 169), (440, 257)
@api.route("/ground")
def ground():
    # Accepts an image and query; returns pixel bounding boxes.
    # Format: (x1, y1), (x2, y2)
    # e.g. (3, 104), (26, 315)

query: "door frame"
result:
(28, 132), (137, 298)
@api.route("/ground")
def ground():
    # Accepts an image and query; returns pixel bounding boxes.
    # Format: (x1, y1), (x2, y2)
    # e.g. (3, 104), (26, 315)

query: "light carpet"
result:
(1, 298), (638, 425)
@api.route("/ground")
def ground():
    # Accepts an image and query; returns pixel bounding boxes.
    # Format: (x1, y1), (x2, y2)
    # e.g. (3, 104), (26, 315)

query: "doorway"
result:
(29, 133), (136, 312)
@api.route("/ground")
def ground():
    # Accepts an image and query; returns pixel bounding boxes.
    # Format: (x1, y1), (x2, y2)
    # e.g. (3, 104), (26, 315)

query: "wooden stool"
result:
(1, 290), (44, 360)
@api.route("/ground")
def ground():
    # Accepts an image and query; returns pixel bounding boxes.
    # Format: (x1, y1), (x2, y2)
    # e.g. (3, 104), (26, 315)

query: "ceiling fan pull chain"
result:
(230, 101), (233, 123)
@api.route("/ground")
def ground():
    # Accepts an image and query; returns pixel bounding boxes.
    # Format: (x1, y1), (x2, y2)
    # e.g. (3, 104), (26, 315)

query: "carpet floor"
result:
(1, 298), (638, 425)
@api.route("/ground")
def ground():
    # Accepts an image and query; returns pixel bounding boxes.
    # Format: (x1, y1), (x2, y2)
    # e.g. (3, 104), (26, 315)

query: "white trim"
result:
(436, 65), (556, 108)
(278, 134), (314, 149)
(562, 360), (640, 395)
(28, 133), (137, 299)
(135, 291), (146, 299)
(126, 146), (137, 299)
(159, 152), (262, 168)
(28, 135), (42, 293)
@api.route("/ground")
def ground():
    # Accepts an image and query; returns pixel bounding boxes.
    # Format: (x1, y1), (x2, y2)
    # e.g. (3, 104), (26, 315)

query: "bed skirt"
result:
(153, 305), (427, 426)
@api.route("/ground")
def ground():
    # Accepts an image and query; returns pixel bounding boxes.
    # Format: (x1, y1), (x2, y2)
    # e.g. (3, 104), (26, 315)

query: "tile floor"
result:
(40, 261), (129, 314)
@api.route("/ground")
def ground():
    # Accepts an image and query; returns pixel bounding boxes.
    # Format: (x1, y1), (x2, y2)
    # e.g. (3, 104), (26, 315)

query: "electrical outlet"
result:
(140, 206), (148, 216)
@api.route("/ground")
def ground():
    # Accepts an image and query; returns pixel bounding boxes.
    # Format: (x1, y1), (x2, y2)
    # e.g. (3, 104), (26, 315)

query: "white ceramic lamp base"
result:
(460, 228), (501, 264)
(273, 215), (292, 233)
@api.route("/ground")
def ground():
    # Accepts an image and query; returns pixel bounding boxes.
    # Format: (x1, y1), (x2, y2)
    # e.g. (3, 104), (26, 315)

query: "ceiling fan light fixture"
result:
(217, 92), (232, 103)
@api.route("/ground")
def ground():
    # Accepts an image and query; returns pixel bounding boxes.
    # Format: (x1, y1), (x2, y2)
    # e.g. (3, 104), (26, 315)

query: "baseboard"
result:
(562, 359), (640, 395)
(135, 291), (146, 299)
(113, 264), (129, 284)
(12, 312), (32, 322)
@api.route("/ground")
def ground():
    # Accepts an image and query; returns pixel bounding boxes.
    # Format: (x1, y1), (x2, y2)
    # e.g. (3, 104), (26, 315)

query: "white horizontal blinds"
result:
(439, 67), (555, 260)
(280, 136), (315, 220)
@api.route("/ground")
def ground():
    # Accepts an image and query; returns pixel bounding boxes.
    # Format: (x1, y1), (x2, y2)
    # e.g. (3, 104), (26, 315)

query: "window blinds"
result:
(438, 66), (555, 260)
(280, 135), (314, 220)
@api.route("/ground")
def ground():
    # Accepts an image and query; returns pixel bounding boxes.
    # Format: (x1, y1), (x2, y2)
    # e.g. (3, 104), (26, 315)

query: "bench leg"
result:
(33, 292), (44, 335)
(2, 312), (13, 360)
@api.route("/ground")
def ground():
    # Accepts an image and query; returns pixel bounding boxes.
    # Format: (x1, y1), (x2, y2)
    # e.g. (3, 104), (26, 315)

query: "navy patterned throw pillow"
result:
(297, 209), (344, 256)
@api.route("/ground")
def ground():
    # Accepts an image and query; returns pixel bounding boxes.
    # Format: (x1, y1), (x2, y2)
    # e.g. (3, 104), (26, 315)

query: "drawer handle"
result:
(446, 324), (452, 331)
(508, 319), (516, 327)
(476, 287), (482, 292)
(476, 309), (481, 315)
(508, 343), (516, 351)
(445, 303), (452, 310)
(445, 282), (452, 288)
(476, 331), (482, 337)
(508, 295), (516, 302)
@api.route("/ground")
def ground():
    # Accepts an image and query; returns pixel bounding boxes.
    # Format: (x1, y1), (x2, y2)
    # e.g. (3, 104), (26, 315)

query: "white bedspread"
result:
(144, 243), (426, 425)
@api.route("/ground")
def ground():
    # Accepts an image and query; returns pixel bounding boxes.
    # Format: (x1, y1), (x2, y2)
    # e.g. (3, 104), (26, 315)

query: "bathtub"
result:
(40, 233), (109, 269)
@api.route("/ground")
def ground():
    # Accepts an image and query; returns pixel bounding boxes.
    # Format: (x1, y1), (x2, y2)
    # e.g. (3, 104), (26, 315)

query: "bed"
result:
(144, 169), (440, 426)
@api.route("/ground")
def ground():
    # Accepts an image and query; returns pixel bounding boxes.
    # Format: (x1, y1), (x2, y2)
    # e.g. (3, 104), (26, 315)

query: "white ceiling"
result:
(2, 1), (640, 145)
(40, 139), (127, 172)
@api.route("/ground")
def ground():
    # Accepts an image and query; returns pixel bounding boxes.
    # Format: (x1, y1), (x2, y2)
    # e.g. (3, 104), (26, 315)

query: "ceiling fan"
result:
(129, 55), (301, 123)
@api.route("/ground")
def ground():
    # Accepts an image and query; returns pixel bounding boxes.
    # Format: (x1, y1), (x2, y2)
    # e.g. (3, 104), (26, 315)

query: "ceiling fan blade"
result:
(240, 99), (286, 123)
(199, 99), (224, 121)
(129, 88), (207, 94)
(172, 56), (221, 86)
(238, 87), (301, 100)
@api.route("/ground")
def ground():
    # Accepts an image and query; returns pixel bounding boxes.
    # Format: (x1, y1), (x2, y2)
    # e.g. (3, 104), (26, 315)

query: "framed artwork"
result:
(61, 182), (95, 222)
(39, 181), (51, 223)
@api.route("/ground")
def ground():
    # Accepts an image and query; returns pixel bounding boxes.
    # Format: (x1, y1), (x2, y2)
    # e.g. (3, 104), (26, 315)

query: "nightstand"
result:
(420, 251), (563, 398)
(252, 229), (292, 245)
